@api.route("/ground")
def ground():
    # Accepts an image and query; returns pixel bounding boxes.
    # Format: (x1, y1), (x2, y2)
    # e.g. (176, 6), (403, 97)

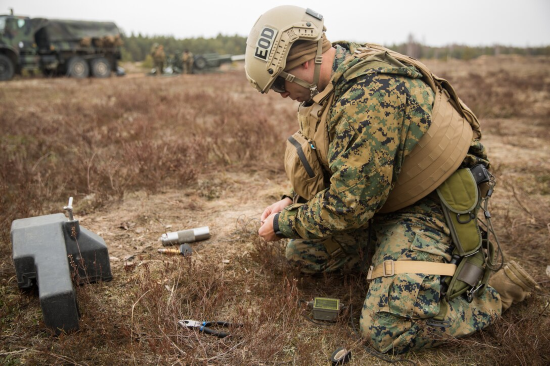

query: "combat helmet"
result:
(245, 5), (325, 96)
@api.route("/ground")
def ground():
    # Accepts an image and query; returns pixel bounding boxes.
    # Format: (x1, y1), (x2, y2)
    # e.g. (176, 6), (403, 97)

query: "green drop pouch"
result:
(437, 168), (482, 256)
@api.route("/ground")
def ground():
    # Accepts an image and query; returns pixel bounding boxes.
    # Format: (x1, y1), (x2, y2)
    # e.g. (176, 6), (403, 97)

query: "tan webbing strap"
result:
(311, 83), (335, 172)
(299, 82), (334, 139)
(312, 80), (334, 105)
(367, 260), (457, 281)
(312, 38), (324, 91)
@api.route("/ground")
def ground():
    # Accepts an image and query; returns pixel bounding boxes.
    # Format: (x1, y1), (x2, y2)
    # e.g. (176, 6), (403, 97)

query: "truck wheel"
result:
(194, 56), (207, 71)
(91, 57), (111, 78)
(67, 56), (89, 78)
(0, 54), (15, 81)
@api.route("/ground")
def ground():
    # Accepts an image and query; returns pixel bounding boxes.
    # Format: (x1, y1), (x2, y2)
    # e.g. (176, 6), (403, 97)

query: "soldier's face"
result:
(278, 63), (313, 103)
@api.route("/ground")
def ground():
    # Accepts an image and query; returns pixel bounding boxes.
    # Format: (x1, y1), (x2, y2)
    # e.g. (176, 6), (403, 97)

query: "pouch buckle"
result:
(367, 266), (374, 281)
(456, 212), (476, 224)
(366, 260), (395, 282)
(466, 281), (483, 303)
(382, 260), (395, 277)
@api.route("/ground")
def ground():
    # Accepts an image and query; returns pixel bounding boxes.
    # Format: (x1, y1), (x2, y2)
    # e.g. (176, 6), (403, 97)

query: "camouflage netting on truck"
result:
(31, 18), (122, 49)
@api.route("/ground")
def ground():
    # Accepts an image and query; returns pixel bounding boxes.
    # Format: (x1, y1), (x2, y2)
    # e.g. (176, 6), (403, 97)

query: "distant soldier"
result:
(151, 43), (165, 75)
(150, 43), (158, 66)
(171, 50), (183, 72)
(181, 49), (194, 74)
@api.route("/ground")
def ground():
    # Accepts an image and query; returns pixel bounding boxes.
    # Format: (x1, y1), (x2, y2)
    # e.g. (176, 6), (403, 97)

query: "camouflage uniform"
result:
(151, 44), (165, 75)
(182, 50), (194, 74)
(278, 42), (501, 353)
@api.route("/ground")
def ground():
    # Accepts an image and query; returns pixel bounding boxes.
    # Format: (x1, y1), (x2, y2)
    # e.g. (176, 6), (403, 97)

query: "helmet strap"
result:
(279, 71), (311, 89)
(279, 36), (325, 100)
(311, 37), (324, 97)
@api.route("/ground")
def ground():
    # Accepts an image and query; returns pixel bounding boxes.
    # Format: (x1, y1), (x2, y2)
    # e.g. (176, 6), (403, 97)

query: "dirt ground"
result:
(81, 171), (288, 268)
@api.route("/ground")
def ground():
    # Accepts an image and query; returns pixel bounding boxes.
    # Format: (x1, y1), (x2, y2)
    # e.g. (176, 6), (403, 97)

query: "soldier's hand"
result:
(260, 197), (292, 221)
(259, 213), (281, 242)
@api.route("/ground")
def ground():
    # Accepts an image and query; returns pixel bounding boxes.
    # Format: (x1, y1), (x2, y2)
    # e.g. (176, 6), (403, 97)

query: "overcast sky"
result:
(2, 0), (549, 47)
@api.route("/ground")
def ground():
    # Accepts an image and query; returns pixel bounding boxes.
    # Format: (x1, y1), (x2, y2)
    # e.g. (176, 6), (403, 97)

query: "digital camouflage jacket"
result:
(277, 42), (438, 239)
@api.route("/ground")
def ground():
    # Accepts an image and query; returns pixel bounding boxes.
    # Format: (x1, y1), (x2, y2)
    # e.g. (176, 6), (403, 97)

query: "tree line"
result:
(120, 33), (550, 62)
(121, 33), (247, 62)
(391, 34), (550, 60)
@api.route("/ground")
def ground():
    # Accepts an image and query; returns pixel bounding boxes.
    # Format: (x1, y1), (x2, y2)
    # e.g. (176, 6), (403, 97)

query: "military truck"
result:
(0, 13), (123, 81)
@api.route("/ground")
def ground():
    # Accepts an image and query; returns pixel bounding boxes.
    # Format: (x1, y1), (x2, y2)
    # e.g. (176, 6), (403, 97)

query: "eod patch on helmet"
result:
(254, 27), (277, 61)
(245, 5), (325, 94)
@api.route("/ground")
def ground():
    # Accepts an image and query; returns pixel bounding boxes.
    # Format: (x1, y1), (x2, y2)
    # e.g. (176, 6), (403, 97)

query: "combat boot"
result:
(489, 260), (540, 312)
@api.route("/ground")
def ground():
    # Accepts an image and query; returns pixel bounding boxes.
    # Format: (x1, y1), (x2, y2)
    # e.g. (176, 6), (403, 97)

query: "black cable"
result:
(479, 194), (505, 272)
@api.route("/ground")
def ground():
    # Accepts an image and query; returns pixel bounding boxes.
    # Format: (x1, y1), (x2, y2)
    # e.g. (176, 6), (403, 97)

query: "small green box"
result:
(312, 297), (340, 321)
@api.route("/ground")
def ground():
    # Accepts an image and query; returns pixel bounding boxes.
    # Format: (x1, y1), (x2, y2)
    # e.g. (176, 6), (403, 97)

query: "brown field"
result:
(1, 56), (549, 365)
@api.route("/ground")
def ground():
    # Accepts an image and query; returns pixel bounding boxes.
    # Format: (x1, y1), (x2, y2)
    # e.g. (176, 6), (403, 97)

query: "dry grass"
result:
(1, 56), (549, 365)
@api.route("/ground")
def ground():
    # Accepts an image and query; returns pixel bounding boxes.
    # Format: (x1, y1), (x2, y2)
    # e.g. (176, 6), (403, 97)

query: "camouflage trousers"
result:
(183, 61), (193, 74)
(285, 227), (370, 274)
(154, 61), (164, 75)
(286, 194), (502, 353)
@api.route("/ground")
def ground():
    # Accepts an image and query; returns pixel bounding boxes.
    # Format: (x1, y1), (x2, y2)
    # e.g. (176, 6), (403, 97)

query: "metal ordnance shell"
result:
(160, 226), (210, 246)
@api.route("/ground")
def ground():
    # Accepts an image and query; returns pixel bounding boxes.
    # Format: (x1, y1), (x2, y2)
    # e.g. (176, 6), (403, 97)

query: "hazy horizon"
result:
(2, 0), (550, 47)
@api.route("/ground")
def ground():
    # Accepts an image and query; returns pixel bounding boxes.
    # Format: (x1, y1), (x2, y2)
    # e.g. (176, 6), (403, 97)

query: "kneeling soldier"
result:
(246, 6), (539, 353)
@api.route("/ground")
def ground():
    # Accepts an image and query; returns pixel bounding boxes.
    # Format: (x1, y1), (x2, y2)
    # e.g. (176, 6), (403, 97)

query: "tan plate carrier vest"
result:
(286, 44), (481, 213)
